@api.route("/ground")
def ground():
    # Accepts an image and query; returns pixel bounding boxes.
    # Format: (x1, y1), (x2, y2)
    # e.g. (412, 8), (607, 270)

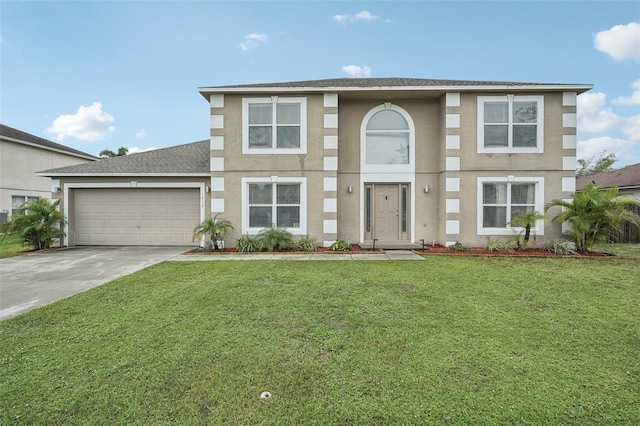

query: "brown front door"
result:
(374, 184), (399, 241)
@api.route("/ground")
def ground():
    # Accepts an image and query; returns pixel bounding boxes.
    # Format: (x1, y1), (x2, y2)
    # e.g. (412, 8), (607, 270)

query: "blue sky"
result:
(2, 1), (639, 167)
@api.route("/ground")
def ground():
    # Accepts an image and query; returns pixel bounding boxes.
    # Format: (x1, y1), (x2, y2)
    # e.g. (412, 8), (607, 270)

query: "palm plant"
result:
(545, 182), (640, 252)
(0, 198), (66, 250)
(509, 210), (546, 245)
(258, 225), (293, 252)
(192, 214), (234, 250)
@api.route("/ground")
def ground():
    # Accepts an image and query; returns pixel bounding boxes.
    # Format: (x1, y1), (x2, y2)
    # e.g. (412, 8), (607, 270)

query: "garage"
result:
(72, 188), (201, 246)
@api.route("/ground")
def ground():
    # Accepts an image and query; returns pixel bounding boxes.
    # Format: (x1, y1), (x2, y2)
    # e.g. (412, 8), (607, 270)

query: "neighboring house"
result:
(576, 162), (640, 199)
(576, 163), (640, 243)
(39, 78), (592, 247)
(0, 124), (97, 223)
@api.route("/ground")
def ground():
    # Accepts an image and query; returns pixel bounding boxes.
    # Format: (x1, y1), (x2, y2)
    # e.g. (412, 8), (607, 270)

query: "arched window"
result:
(365, 109), (410, 165)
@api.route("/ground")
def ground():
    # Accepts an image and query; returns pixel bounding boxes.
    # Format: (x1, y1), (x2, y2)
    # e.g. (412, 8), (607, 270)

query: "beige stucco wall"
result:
(335, 98), (443, 244)
(210, 89), (575, 248)
(210, 94), (327, 244)
(0, 140), (94, 219)
(451, 92), (573, 246)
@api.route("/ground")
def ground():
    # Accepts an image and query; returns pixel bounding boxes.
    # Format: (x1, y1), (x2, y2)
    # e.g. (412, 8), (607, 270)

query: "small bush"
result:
(543, 239), (577, 255)
(1, 198), (66, 250)
(449, 241), (471, 252)
(258, 225), (293, 252)
(296, 235), (318, 252)
(487, 239), (514, 253)
(508, 233), (532, 251)
(328, 239), (352, 252)
(236, 234), (263, 253)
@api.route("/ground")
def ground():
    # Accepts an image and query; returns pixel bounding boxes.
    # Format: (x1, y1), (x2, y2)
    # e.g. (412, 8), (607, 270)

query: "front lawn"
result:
(1, 258), (638, 424)
(0, 234), (32, 259)
(594, 243), (640, 258)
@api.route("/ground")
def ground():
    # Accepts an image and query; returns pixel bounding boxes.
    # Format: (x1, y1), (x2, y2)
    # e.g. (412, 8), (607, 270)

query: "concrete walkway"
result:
(170, 250), (425, 261)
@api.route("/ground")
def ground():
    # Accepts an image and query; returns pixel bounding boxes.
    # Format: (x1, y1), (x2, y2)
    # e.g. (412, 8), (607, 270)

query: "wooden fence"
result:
(608, 204), (640, 244)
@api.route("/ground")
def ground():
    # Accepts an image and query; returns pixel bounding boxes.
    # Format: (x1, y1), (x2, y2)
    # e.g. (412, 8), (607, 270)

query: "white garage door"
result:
(73, 188), (201, 246)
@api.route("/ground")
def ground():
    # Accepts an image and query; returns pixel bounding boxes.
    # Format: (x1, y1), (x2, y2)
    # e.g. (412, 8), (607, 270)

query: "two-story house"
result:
(1, 124), (97, 223)
(40, 78), (592, 248)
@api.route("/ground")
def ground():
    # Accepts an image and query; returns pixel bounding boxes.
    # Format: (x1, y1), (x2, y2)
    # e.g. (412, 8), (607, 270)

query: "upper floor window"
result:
(242, 97), (307, 154)
(366, 109), (410, 165)
(361, 104), (415, 174)
(477, 95), (544, 154)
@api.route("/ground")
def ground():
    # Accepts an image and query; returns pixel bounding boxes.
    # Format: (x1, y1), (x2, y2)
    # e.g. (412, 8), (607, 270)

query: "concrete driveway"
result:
(0, 246), (187, 321)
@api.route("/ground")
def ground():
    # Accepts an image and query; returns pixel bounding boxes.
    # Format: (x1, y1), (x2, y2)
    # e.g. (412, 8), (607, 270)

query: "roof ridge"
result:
(0, 123), (98, 159)
(38, 139), (210, 176)
(201, 77), (591, 90)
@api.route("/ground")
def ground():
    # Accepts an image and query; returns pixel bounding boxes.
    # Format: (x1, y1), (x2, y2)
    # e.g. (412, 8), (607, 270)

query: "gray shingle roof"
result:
(201, 77), (591, 90)
(38, 140), (210, 176)
(577, 163), (640, 190)
(1, 124), (98, 160)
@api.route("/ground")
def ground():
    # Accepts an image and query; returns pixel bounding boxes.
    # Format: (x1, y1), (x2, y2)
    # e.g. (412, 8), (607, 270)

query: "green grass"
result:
(594, 243), (640, 259)
(0, 234), (32, 259)
(1, 258), (639, 424)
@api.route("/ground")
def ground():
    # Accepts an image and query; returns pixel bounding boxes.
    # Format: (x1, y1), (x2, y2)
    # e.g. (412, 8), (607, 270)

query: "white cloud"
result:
(594, 22), (640, 62)
(577, 91), (607, 116)
(578, 107), (623, 133)
(342, 65), (372, 78)
(578, 86), (640, 136)
(577, 83), (640, 166)
(577, 136), (637, 163)
(332, 14), (350, 24)
(612, 79), (640, 105)
(332, 10), (389, 24)
(623, 114), (640, 141)
(128, 146), (157, 154)
(46, 102), (115, 142)
(240, 33), (267, 51)
(135, 129), (146, 139)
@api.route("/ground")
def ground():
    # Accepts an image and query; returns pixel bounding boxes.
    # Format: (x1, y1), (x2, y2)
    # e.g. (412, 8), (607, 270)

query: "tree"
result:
(0, 198), (66, 250)
(545, 182), (640, 251)
(99, 147), (129, 158)
(576, 151), (617, 176)
(509, 210), (546, 246)
(192, 214), (234, 250)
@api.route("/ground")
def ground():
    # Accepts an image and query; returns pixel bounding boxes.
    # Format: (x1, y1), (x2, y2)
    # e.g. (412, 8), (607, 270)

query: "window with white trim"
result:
(366, 109), (410, 165)
(242, 177), (307, 234)
(477, 177), (544, 235)
(360, 104), (415, 175)
(477, 95), (544, 153)
(11, 195), (39, 215)
(242, 97), (307, 154)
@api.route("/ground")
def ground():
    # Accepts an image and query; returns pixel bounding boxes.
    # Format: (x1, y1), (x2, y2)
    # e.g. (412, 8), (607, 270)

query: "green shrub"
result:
(0, 198), (66, 250)
(296, 235), (318, 252)
(543, 239), (577, 255)
(508, 232), (531, 251)
(328, 239), (352, 252)
(236, 234), (263, 253)
(258, 225), (293, 252)
(546, 182), (640, 252)
(192, 214), (234, 250)
(487, 238), (514, 253)
(449, 241), (471, 252)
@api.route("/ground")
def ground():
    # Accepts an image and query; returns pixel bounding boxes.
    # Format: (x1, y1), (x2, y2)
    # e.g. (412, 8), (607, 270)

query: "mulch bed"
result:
(414, 244), (616, 258)
(184, 244), (617, 258)
(184, 244), (371, 255)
